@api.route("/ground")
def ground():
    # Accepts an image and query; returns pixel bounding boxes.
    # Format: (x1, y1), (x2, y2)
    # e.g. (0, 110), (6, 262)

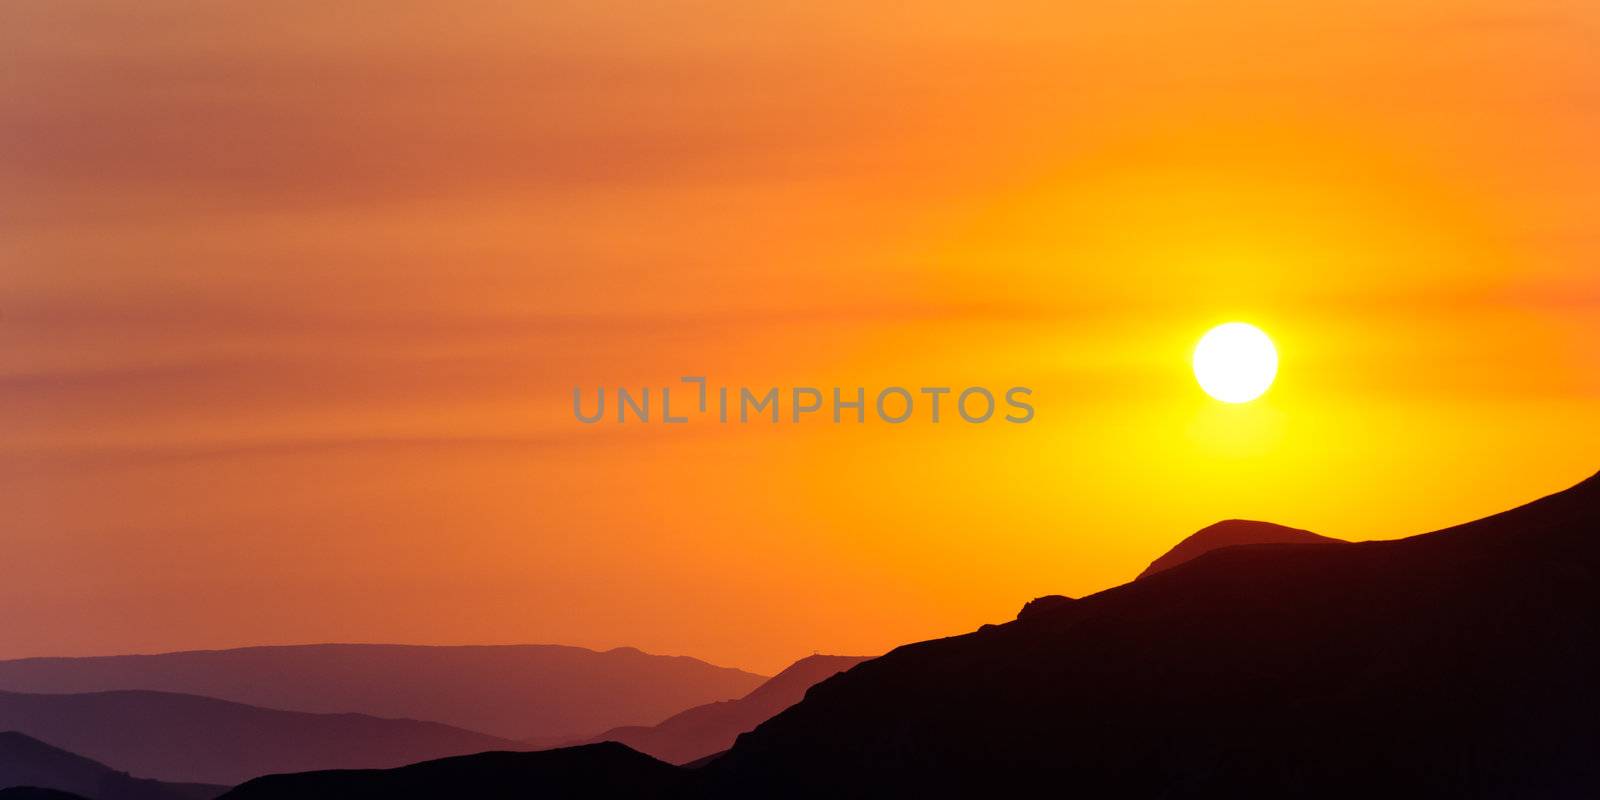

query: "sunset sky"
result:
(4, 0), (1598, 673)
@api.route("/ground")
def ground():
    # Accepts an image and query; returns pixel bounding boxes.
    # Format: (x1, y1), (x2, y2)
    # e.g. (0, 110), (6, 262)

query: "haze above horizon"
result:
(2, 0), (1597, 673)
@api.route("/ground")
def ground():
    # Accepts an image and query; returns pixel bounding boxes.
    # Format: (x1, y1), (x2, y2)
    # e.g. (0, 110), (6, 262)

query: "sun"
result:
(1193, 322), (1278, 403)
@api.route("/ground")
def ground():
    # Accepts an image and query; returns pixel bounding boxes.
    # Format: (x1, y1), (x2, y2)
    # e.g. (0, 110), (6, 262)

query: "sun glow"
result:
(1193, 323), (1278, 403)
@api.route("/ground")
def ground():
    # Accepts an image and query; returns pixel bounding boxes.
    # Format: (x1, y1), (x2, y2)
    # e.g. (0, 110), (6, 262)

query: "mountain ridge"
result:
(701, 468), (1600, 796)
(1135, 519), (1345, 580)
(220, 742), (678, 800)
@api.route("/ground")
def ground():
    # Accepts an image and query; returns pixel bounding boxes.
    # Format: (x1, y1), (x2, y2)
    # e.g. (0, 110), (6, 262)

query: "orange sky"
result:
(3, 0), (1597, 673)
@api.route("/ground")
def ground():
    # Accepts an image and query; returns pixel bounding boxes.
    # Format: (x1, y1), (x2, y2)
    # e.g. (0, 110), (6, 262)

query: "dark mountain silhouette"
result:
(0, 689), (519, 785)
(191, 470), (1600, 798)
(0, 787), (92, 800)
(0, 645), (763, 742)
(0, 787), (93, 800)
(220, 742), (678, 800)
(0, 732), (222, 800)
(701, 470), (1600, 797)
(1135, 519), (1345, 579)
(572, 655), (872, 764)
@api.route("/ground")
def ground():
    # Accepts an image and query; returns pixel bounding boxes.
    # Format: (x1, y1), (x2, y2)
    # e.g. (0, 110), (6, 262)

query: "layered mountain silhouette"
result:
(571, 655), (872, 764)
(0, 645), (763, 742)
(1135, 519), (1345, 579)
(0, 689), (519, 785)
(0, 732), (222, 800)
(213, 469), (1600, 798)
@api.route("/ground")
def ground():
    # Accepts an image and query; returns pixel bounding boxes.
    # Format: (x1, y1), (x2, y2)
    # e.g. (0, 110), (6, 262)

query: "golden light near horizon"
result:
(1193, 323), (1278, 403)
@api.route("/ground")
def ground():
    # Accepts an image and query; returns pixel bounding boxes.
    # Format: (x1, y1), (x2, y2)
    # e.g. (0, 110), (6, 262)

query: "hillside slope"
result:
(579, 655), (871, 764)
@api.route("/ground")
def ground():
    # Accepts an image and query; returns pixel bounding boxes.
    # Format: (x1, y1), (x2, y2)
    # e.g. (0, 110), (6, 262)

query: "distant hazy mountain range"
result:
(214, 470), (1600, 797)
(0, 652), (866, 787)
(572, 654), (872, 764)
(0, 732), (222, 800)
(0, 689), (517, 785)
(0, 645), (765, 743)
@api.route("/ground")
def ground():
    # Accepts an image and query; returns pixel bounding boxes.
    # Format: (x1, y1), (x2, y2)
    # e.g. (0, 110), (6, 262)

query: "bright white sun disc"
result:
(1193, 322), (1278, 403)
